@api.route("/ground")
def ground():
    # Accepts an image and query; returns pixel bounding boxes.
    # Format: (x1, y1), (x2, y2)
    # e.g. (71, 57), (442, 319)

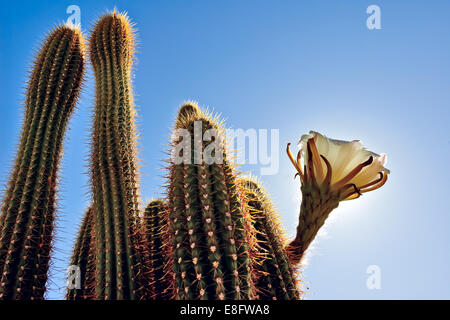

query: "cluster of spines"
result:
(67, 206), (96, 300)
(143, 200), (172, 299)
(0, 25), (85, 300)
(89, 12), (146, 300)
(167, 102), (254, 300)
(239, 177), (301, 300)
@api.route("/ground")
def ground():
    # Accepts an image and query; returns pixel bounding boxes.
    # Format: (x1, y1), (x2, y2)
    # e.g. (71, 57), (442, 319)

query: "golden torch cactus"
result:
(286, 131), (390, 264)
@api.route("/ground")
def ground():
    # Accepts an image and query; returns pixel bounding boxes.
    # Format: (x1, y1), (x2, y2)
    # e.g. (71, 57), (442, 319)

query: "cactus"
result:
(239, 177), (300, 300)
(166, 102), (254, 300)
(0, 25), (85, 300)
(67, 206), (96, 300)
(89, 12), (147, 300)
(143, 200), (172, 299)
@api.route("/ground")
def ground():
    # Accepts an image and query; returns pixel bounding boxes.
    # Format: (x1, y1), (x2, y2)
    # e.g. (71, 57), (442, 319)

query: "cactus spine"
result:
(240, 178), (300, 300)
(143, 200), (172, 299)
(89, 12), (146, 300)
(0, 25), (85, 300)
(167, 103), (254, 300)
(67, 206), (95, 300)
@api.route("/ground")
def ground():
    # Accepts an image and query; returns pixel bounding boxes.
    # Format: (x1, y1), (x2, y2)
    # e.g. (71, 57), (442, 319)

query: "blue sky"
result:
(1, 0), (449, 299)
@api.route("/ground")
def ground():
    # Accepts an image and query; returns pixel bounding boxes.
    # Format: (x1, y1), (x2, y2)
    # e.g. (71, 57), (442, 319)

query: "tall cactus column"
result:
(167, 103), (254, 300)
(0, 25), (85, 300)
(89, 12), (145, 300)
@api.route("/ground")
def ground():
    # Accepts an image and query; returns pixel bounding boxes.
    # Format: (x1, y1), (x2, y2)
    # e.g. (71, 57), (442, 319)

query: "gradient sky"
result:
(1, 0), (449, 300)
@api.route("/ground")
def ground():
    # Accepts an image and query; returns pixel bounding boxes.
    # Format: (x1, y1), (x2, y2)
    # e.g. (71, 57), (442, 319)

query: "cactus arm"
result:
(259, 203), (299, 299)
(169, 164), (192, 299)
(68, 213), (88, 300)
(240, 178), (300, 300)
(0, 31), (55, 215)
(252, 210), (290, 300)
(0, 25), (85, 300)
(102, 16), (134, 299)
(67, 206), (95, 300)
(89, 23), (109, 298)
(33, 36), (86, 298)
(168, 103), (254, 300)
(143, 200), (172, 299)
(89, 12), (145, 300)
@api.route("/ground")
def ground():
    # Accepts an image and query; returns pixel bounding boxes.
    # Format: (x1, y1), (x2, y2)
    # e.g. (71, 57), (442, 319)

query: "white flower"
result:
(287, 131), (390, 201)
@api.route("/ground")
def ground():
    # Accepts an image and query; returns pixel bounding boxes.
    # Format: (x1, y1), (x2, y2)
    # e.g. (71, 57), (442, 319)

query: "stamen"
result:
(286, 143), (304, 181)
(333, 156), (374, 191)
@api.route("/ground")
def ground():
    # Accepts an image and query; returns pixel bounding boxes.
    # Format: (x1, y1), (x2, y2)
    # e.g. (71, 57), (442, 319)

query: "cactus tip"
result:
(177, 101), (201, 120)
